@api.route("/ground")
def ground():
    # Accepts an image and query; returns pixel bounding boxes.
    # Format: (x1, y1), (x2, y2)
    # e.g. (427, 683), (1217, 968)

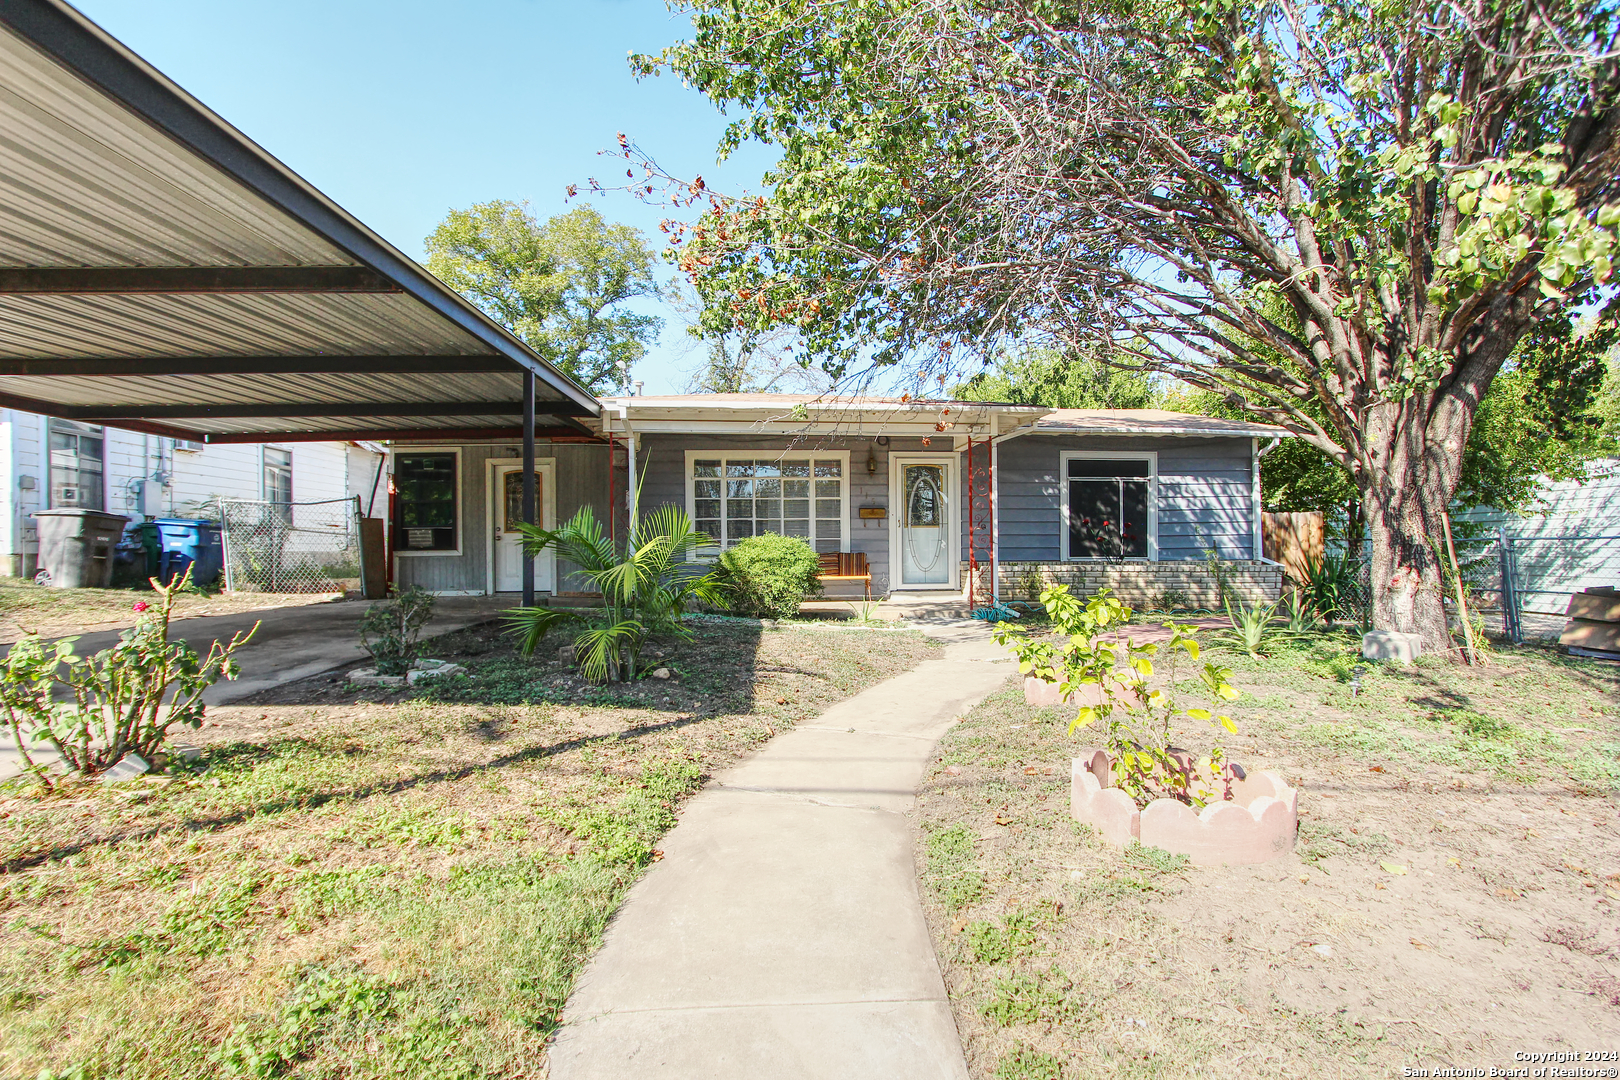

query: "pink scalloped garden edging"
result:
(1070, 748), (1299, 865)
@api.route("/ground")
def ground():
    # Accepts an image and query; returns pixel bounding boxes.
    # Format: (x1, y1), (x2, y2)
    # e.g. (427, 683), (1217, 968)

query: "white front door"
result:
(490, 461), (555, 594)
(891, 454), (957, 589)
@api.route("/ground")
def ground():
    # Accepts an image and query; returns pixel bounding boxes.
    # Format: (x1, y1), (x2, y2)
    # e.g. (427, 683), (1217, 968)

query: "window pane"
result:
(694, 460), (721, 478)
(727, 478), (753, 498)
(784, 519), (810, 538)
(783, 499), (810, 519)
(814, 538), (840, 553)
(754, 462), (781, 478)
(815, 479), (841, 498)
(781, 461), (811, 478)
(729, 520), (755, 541)
(394, 453), (457, 550)
(695, 499), (721, 520)
(755, 477), (781, 499)
(1121, 480), (1150, 558)
(695, 519), (721, 541)
(757, 518), (781, 535)
(817, 518), (841, 539)
(815, 498), (841, 518)
(726, 461), (755, 477)
(1068, 479), (1119, 558)
(727, 498), (753, 519)
(694, 479), (721, 499)
(1067, 457), (1150, 478)
(815, 460), (841, 477)
(80, 437), (103, 463)
(783, 479), (810, 499)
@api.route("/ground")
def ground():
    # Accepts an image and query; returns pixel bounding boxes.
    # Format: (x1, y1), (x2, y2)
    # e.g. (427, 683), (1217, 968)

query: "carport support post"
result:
(522, 370), (536, 607)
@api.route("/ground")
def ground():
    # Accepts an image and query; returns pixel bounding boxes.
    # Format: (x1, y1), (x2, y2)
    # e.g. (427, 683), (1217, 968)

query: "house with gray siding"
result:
(389, 395), (1288, 607)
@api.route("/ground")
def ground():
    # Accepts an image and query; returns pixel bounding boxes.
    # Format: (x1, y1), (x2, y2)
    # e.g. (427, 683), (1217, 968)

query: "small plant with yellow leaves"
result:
(994, 585), (1242, 809)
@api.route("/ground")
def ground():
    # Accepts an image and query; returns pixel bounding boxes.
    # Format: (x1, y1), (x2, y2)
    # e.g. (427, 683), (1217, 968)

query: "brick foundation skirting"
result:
(965, 560), (1284, 606)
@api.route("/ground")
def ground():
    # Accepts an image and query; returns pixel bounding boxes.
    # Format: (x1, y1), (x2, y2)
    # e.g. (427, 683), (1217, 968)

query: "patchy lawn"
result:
(0, 581), (337, 644)
(0, 616), (936, 1079)
(914, 630), (1620, 1079)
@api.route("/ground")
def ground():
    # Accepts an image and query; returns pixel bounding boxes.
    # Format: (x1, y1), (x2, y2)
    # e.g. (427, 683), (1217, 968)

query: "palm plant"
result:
(505, 505), (727, 682)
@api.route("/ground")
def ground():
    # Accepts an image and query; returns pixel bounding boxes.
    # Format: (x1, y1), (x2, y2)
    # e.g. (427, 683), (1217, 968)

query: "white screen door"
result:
(492, 465), (554, 593)
(899, 460), (951, 586)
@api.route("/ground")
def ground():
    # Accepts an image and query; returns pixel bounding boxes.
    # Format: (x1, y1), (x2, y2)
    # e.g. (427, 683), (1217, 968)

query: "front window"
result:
(690, 454), (846, 555)
(1067, 456), (1152, 559)
(393, 452), (458, 551)
(49, 420), (104, 511)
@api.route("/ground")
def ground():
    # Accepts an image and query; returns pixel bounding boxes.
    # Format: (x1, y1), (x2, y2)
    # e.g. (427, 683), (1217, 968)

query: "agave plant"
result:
(1223, 595), (1283, 657)
(505, 505), (728, 683)
(1300, 551), (1360, 626)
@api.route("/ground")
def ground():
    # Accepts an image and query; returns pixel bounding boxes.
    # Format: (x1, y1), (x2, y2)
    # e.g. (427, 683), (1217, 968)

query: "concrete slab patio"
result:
(548, 621), (1014, 1080)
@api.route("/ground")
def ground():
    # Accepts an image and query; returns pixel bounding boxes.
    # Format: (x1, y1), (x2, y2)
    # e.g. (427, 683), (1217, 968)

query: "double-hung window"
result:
(688, 452), (847, 557)
(48, 420), (104, 510)
(1063, 453), (1156, 560)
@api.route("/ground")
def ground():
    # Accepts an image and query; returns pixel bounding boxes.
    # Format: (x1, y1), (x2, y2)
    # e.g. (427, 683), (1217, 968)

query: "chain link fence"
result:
(1329, 531), (1620, 644)
(218, 496), (362, 595)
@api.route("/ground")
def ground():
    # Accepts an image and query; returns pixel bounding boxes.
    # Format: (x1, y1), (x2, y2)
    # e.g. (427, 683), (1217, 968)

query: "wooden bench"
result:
(817, 551), (872, 599)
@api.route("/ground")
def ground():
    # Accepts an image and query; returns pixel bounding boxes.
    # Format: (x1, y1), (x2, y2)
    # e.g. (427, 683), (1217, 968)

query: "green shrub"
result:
(717, 534), (822, 618)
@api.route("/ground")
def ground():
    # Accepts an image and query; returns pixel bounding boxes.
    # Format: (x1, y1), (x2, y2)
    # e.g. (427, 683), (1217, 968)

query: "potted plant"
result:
(995, 586), (1298, 865)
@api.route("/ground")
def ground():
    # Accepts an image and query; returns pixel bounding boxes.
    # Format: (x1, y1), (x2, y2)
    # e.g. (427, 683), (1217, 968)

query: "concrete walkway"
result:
(548, 621), (1013, 1080)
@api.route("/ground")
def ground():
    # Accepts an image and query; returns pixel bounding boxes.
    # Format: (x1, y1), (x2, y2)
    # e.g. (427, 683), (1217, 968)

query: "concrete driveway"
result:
(0, 594), (511, 780)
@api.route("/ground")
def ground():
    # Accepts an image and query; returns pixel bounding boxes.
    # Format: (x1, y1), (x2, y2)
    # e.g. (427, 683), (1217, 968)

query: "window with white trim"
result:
(1062, 453), (1156, 560)
(688, 453), (847, 556)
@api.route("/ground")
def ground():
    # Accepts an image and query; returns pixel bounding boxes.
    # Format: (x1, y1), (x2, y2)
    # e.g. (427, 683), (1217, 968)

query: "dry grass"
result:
(914, 630), (1620, 1079)
(0, 581), (333, 644)
(0, 616), (937, 1080)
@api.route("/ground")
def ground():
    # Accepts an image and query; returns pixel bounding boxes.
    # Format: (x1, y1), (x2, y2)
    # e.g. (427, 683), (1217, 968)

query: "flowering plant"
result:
(1, 568), (255, 788)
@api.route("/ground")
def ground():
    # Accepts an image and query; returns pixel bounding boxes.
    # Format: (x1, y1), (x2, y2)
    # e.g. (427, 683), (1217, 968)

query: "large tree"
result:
(425, 202), (661, 393)
(956, 347), (1164, 409)
(625, 0), (1619, 649)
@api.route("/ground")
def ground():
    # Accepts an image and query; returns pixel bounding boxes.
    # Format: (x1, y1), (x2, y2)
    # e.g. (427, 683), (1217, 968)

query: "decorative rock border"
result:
(349, 658), (467, 688)
(1070, 749), (1299, 865)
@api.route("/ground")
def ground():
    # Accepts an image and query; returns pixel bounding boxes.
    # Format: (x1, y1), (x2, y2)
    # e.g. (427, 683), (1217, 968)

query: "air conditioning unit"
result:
(171, 438), (204, 453)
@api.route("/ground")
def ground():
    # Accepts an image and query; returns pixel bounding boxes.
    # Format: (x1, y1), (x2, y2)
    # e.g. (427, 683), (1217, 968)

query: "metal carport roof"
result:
(0, 0), (600, 443)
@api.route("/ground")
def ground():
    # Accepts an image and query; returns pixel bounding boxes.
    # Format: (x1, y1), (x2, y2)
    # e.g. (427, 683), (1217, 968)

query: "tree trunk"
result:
(1362, 461), (1457, 656)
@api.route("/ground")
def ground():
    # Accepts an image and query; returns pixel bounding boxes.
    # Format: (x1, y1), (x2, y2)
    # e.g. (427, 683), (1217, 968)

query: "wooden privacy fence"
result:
(1261, 512), (1325, 586)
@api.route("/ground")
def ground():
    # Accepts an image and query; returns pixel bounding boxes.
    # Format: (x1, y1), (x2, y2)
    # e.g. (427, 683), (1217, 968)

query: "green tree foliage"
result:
(955, 349), (1162, 409)
(1174, 300), (1618, 542)
(628, 0), (1619, 649)
(425, 202), (661, 392)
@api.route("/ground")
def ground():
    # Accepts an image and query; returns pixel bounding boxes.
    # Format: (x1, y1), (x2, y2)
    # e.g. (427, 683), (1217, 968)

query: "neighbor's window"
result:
(263, 447), (293, 504)
(1066, 456), (1152, 559)
(49, 420), (104, 511)
(690, 455), (846, 555)
(393, 452), (458, 551)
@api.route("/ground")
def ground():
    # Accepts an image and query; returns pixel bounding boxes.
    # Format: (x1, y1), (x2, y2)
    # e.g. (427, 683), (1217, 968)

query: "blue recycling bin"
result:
(152, 518), (223, 588)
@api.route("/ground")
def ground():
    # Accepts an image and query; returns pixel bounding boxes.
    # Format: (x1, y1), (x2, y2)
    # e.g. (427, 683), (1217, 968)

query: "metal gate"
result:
(218, 496), (362, 595)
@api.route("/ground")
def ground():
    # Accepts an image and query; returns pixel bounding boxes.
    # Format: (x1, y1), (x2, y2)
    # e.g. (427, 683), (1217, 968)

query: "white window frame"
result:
(391, 446), (463, 558)
(683, 448), (851, 560)
(1060, 450), (1158, 562)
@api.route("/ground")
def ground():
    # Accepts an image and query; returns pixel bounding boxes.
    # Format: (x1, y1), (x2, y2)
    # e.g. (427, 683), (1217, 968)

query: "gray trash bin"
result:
(33, 509), (131, 588)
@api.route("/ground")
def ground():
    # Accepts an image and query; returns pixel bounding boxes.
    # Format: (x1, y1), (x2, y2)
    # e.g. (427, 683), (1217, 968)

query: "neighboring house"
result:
(1456, 459), (1620, 617)
(0, 408), (384, 579)
(389, 395), (1288, 606)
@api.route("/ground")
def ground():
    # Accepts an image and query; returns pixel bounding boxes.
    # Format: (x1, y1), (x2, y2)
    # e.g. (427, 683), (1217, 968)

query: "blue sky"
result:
(72, 0), (778, 393)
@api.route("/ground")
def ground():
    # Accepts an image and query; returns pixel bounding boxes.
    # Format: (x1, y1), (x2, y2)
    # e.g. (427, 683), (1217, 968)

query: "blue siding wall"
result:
(993, 434), (1256, 561)
(394, 440), (610, 594)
